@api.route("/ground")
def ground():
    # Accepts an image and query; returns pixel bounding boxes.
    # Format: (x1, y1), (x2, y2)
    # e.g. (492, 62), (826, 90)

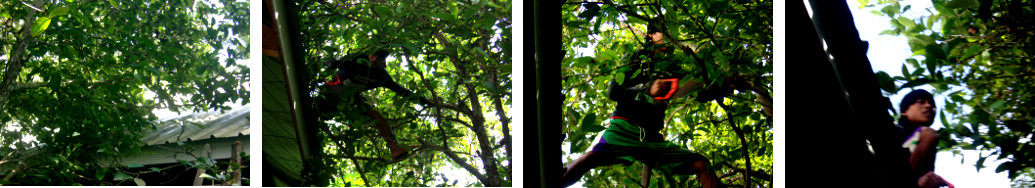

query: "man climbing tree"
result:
(315, 49), (430, 160)
(561, 21), (751, 188)
(562, 0), (772, 187)
(896, 90), (953, 188)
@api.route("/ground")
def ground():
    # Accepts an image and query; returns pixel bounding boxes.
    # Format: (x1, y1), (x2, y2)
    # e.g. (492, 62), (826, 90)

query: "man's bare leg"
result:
(691, 160), (720, 188)
(365, 109), (409, 159)
(562, 151), (623, 187)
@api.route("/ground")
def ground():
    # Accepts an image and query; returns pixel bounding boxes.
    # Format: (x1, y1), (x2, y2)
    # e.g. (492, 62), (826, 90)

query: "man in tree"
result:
(897, 90), (954, 188)
(561, 22), (724, 188)
(315, 49), (430, 160)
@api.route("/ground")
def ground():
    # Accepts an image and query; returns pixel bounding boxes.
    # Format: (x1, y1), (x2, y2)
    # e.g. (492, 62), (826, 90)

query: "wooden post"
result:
(640, 163), (652, 188)
(193, 144), (212, 186)
(231, 141), (243, 186)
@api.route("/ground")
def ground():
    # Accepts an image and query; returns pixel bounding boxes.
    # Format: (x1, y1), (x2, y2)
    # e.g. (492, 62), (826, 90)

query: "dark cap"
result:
(900, 89), (935, 113)
(373, 50), (390, 58)
(647, 18), (661, 34)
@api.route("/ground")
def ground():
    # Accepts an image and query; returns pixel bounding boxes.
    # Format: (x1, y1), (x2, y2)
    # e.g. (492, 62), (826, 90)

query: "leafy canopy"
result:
(0, 0), (249, 185)
(298, 0), (511, 186)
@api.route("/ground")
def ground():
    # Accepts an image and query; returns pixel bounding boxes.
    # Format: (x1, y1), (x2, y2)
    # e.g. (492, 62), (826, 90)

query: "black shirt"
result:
(607, 43), (684, 132)
(324, 56), (421, 103)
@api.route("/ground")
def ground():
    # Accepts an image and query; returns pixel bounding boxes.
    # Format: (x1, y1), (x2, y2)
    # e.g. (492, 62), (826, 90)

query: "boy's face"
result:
(650, 32), (664, 44)
(902, 98), (936, 126)
(368, 54), (386, 67)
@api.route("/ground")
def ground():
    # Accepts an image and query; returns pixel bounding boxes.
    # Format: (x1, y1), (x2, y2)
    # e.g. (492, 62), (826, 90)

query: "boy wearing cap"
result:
(897, 89), (953, 188)
(560, 21), (721, 188)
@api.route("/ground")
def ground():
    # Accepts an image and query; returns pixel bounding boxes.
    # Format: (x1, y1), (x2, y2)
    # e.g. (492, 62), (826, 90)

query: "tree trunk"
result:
(0, 0), (42, 111)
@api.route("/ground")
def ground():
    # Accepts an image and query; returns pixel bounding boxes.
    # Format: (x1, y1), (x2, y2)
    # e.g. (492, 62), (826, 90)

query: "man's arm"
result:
(607, 77), (649, 102)
(382, 78), (431, 105)
(910, 126), (939, 174)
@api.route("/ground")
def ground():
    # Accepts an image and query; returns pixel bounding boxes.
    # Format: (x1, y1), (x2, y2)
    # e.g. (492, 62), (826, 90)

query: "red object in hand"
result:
(325, 75), (341, 86)
(652, 78), (679, 100)
(940, 176), (954, 188)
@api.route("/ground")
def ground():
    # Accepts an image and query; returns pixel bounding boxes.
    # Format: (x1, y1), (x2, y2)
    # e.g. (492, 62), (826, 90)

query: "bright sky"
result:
(836, 0), (1012, 187)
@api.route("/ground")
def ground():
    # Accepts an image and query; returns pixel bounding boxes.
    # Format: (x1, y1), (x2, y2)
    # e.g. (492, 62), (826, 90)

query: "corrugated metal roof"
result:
(140, 106), (250, 146)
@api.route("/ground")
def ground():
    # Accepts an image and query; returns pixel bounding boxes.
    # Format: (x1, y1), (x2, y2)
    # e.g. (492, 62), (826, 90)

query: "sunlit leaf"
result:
(31, 17), (52, 37)
(49, 7), (70, 18)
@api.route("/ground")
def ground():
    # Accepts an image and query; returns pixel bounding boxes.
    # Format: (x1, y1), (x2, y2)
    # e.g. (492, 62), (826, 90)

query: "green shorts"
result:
(588, 118), (709, 175)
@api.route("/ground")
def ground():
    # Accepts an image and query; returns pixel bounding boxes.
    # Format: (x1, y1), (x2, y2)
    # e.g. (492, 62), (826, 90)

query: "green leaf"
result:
(133, 178), (146, 186)
(905, 58), (920, 68)
(896, 17), (915, 29)
(149, 167), (161, 172)
(881, 5), (898, 17)
(615, 72), (625, 85)
(925, 44), (946, 61)
(879, 29), (897, 35)
(901, 78), (930, 89)
(49, 7), (70, 18)
(901, 64), (910, 79)
(945, 0), (978, 9)
(975, 155), (987, 172)
(578, 3), (600, 19)
(573, 56), (594, 66)
(875, 71), (897, 93)
(622, 178), (637, 186)
(989, 100), (1006, 111)
(31, 17), (52, 37)
(580, 113), (604, 133)
(374, 6), (394, 17)
(109, 0), (120, 9)
(962, 45), (984, 58)
(199, 173), (217, 180)
(432, 13), (454, 21)
(857, 0), (870, 8)
(127, 163), (143, 168)
(113, 172), (132, 181)
(995, 161), (1010, 173)
(95, 168), (107, 180)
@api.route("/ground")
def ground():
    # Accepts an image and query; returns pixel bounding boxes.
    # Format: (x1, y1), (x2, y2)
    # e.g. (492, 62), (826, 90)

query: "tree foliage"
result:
(865, 0), (1035, 185)
(0, 0), (249, 185)
(296, 0), (511, 186)
(562, 0), (772, 187)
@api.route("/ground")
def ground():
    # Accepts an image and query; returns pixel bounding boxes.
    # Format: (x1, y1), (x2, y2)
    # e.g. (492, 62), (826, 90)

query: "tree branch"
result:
(319, 126), (371, 187)
(416, 139), (490, 184)
(717, 101), (751, 188)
